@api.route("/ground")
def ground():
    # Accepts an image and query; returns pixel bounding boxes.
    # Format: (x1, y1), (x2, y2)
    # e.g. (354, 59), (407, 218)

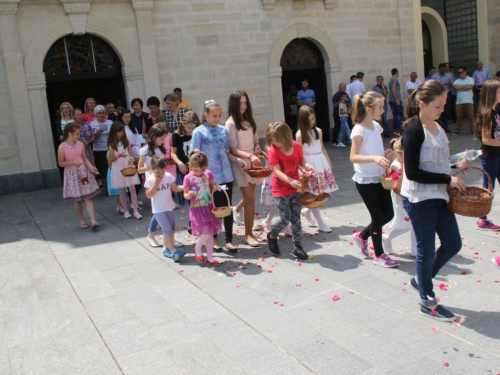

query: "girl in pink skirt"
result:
(57, 122), (101, 229)
(183, 150), (222, 266)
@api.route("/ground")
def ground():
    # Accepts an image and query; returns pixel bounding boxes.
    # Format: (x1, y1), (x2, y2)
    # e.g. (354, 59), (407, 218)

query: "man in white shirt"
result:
(345, 75), (356, 100)
(349, 72), (366, 98)
(405, 72), (421, 100)
(452, 67), (475, 135)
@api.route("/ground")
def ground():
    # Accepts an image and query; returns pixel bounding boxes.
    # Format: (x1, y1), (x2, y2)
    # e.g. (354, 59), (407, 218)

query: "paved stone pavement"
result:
(1, 124), (499, 375)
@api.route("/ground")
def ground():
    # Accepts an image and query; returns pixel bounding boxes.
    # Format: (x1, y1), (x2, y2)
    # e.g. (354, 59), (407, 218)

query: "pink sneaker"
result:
(492, 255), (500, 271)
(353, 232), (369, 257)
(373, 253), (398, 268)
(476, 220), (500, 231)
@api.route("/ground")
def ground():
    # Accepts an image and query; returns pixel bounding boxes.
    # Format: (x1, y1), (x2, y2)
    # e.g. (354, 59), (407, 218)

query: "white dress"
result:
(386, 160), (411, 230)
(110, 143), (140, 189)
(298, 128), (338, 195)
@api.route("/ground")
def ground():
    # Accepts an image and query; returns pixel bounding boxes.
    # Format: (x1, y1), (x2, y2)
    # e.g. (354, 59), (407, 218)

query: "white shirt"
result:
(90, 120), (112, 151)
(405, 80), (422, 98)
(453, 76), (474, 104)
(139, 145), (163, 179)
(339, 102), (348, 117)
(144, 172), (176, 214)
(125, 125), (141, 156)
(351, 121), (385, 183)
(349, 79), (366, 98)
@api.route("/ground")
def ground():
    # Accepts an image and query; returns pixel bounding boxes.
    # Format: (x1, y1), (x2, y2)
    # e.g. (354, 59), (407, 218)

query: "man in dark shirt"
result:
(331, 83), (350, 146)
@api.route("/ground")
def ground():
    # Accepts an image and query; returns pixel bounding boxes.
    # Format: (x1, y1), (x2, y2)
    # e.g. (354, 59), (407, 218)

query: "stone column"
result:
(123, 67), (146, 105)
(268, 67), (284, 122)
(132, 0), (161, 99)
(325, 62), (341, 129)
(0, 0), (41, 180)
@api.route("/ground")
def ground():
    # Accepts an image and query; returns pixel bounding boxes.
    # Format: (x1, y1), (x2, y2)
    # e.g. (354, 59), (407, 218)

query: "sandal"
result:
(225, 243), (238, 253)
(80, 221), (89, 229)
(91, 222), (100, 230)
(244, 239), (260, 247)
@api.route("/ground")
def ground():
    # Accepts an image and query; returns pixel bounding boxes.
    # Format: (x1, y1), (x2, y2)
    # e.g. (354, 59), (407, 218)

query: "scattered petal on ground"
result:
(460, 316), (466, 324)
(442, 362), (449, 367)
(332, 295), (340, 301)
(177, 269), (184, 272)
(431, 327), (436, 332)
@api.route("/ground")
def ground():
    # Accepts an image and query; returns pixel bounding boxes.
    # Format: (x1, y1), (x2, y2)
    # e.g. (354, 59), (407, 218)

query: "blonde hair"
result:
(176, 111), (201, 136)
(351, 91), (384, 124)
(265, 122), (293, 151)
(60, 102), (74, 118)
(202, 100), (221, 123)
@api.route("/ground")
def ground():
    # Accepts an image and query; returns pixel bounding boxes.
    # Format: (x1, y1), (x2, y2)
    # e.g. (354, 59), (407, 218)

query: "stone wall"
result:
(487, 0), (500, 74)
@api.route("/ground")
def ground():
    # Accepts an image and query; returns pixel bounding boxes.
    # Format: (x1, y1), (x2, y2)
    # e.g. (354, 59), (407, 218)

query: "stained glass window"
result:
(43, 35), (122, 76)
(280, 39), (323, 67)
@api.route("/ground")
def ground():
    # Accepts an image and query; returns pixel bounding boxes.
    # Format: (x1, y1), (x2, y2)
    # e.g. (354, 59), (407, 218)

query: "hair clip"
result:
(204, 99), (216, 105)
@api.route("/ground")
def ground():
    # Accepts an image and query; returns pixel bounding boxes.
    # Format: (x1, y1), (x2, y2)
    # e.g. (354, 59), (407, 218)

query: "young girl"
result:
(473, 80), (500, 269)
(401, 80), (466, 321)
(107, 121), (142, 219)
(106, 150), (124, 213)
(265, 121), (313, 260)
(226, 90), (263, 247)
(349, 91), (397, 268)
(381, 138), (416, 256)
(296, 105), (338, 233)
(57, 123), (100, 229)
(183, 151), (222, 266)
(172, 111), (201, 233)
(260, 171), (292, 237)
(191, 100), (237, 253)
(120, 108), (143, 206)
(145, 155), (186, 262)
(155, 114), (177, 179)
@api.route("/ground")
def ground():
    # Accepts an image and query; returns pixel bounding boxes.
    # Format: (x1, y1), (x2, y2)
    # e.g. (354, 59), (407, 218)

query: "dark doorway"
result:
(281, 39), (330, 141)
(422, 20), (433, 75)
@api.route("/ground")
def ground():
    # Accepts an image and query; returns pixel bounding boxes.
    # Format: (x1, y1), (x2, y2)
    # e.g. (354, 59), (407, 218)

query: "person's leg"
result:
(337, 122), (345, 145)
(432, 201), (462, 277)
(455, 104), (464, 133)
(465, 103), (475, 133)
(119, 189), (130, 216)
(332, 115), (341, 145)
(478, 157), (498, 222)
(310, 207), (330, 232)
(205, 236), (216, 262)
(195, 234), (211, 257)
(128, 184), (140, 216)
(213, 181), (234, 249)
(271, 196), (291, 237)
(289, 194), (302, 248)
(240, 184), (258, 243)
(83, 199), (97, 224)
(73, 201), (85, 222)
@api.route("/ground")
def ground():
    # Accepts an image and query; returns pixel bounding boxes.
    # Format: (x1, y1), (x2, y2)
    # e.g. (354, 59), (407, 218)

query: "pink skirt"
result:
(63, 165), (100, 202)
(189, 205), (222, 236)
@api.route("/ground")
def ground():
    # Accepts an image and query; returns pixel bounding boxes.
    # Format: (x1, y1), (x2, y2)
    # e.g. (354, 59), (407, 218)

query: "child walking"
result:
(381, 138), (417, 256)
(183, 151), (223, 266)
(108, 121), (142, 219)
(337, 92), (352, 146)
(57, 123), (101, 229)
(106, 150), (124, 213)
(265, 121), (314, 260)
(145, 155), (187, 262)
(401, 80), (466, 321)
(296, 105), (338, 233)
(349, 91), (397, 268)
(260, 171), (292, 237)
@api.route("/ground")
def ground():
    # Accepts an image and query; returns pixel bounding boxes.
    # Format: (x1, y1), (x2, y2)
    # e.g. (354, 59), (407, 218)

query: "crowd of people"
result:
(56, 74), (500, 323)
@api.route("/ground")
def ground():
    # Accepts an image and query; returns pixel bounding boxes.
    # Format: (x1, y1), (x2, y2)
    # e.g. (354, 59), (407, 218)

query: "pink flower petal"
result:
(274, 301), (279, 304)
(177, 269), (184, 272)
(459, 316), (466, 324)
(314, 279), (319, 282)
(332, 295), (340, 301)
(298, 262), (302, 266)
(452, 320), (460, 327)
(279, 303), (284, 307)
(438, 283), (447, 291)
(442, 362), (449, 367)
(404, 217), (410, 222)
(267, 270), (273, 273)
(431, 327), (436, 332)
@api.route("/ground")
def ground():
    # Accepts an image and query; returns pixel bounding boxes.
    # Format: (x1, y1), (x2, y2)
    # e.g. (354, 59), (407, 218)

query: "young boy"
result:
(145, 155), (187, 262)
(337, 92), (351, 147)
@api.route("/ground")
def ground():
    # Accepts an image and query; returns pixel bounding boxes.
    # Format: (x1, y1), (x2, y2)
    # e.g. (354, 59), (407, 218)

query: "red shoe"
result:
(206, 260), (221, 267)
(195, 255), (205, 263)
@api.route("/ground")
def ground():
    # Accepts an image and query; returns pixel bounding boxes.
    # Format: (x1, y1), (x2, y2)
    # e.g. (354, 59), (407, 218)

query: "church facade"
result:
(0, 0), (498, 195)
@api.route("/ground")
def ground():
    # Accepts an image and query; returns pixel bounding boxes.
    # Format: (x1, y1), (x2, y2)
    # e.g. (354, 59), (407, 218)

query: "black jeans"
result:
(331, 114), (341, 144)
(355, 182), (394, 256)
(213, 181), (233, 244)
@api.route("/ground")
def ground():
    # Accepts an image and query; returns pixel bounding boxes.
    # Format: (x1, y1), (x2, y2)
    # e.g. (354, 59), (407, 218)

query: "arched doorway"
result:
(280, 39), (330, 141)
(44, 34), (125, 150)
(422, 20), (433, 75)
(421, 7), (449, 68)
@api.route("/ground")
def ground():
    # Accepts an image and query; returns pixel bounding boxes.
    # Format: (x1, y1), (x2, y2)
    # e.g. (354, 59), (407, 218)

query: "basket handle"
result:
(452, 166), (493, 191)
(250, 151), (270, 169)
(210, 184), (231, 209)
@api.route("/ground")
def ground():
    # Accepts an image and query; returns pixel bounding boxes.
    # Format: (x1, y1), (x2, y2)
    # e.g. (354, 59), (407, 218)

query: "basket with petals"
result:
(210, 185), (232, 218)
(297, 171), (330, 208)
(380, 168), (402, 190)
(447, 167), (493, 217)
(120, 167), (137, 177)
(246, 151), (273, 178)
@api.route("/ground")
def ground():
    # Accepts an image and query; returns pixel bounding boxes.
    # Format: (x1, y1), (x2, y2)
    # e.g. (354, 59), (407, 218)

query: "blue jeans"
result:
(149, 216), (158, 233)
(402, 198), (462, 307)
(338, 117), (351, 144)
(380, 102), (388, 135)
(389, 101), (404, 132)
(154, 211), (175, 237)
(480, 156), (500, 219)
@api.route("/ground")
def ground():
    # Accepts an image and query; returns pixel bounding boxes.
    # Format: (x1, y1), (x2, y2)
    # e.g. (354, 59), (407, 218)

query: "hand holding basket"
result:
(245, 151), (273, 178)
(210, 185), (232, 218)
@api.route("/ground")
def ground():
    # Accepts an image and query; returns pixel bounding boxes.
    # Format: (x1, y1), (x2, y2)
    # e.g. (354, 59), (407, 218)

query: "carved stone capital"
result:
(132, 0), (154, 12)
(59, 0), (92, 14)
(0, 0), (21, 15)
(262, 0), (275, 11)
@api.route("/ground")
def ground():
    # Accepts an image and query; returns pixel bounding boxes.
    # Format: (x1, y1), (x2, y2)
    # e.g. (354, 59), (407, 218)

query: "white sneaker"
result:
(301, 208), (316, 226)
(382, 233), (393, 254)
(134, 212), (143, 220)
(233, 207), (243, 225)
(123, 212), (131, 219)
(137, 200), (143, 206)
(337, 143), (346, 148)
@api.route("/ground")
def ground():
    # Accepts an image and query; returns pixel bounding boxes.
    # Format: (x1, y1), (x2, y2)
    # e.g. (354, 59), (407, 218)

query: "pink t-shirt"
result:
(268, 141), (303, 197)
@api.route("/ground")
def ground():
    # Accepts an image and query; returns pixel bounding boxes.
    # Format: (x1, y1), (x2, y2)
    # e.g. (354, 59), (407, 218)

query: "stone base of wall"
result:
(0, 169), (61, 195)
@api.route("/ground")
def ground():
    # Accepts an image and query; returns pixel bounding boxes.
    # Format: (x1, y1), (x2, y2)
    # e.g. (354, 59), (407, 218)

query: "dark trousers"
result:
(438, 92), (452, 130)
(213, 181), (233, 244)
(480, 157), (500, 219)
(355, 182), (394, 257)
(331, 114), (341, 144)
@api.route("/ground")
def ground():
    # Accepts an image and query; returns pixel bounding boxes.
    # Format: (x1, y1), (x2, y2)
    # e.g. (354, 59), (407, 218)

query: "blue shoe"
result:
(409, 277), (419, 292)
(163, 248), (173, 258)
(172, 250), (186, 262)
(420, 304), (456, 322)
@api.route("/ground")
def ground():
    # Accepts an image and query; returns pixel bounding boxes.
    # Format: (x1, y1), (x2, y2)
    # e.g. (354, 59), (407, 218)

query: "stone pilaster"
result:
(131, 0), (161, 100)
(59, 0), (93, 35)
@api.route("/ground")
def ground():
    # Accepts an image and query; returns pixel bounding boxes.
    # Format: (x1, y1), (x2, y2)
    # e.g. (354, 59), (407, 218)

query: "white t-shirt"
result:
(125, 125), (141, 156)
(90, 120), (112, 151)
(453, 76), (474, 104)
(144, 172), (175, 214)
(349, 80), (366, 98)
(405, 80), (422, 98)
(339, 102), (348, 117)
(351, 121), (386, 183)
(139, 145), (163, 178)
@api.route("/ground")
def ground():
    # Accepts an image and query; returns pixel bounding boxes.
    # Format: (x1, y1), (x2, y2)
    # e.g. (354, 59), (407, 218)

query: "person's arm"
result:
(271, 164), (301, 190)
(190, 129), (201, 151)
(332, 96), (341, 109)
(145, 175), (160, 199)
(481, 121), (500, 147)
(138, 154), (150, 174)
(170, 182), (184, 193)
(402, 121), (452, 184)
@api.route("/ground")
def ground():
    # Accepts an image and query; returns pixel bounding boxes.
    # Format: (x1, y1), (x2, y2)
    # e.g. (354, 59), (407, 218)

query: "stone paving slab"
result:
(1, 128), (500, 374)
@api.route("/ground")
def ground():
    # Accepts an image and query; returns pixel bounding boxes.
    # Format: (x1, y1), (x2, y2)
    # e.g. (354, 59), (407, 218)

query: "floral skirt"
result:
(260, 173), (275, 207)
(63, 165), (100, 202)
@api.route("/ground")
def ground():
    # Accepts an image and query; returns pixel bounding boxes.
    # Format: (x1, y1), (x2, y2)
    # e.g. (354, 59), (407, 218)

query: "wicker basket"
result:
(246, 151), (273, 178)
(447, 167), (494, 217)
(297, 173), (330, 208)
(165, 158), (176, 166)
(211, 185), (232, 218)
(300, 174), (310, 191)
(120, 167), (137, 177)
(380, 173), (402, 190)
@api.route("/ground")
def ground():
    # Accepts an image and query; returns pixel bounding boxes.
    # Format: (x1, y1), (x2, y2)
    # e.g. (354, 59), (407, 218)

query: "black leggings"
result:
(355, 182), (394, 256)
(213, 181), (233, 244)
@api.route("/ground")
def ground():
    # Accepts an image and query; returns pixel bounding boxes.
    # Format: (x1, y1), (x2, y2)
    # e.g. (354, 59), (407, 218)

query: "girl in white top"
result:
(120, 108), (143, 206)
(296, 105), (338, 233)
(349, 91), (398, 268)
(59, 102), (75, 140)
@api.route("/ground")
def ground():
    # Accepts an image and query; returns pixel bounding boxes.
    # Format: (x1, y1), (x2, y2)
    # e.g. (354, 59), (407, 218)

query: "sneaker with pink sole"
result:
(373, 253), (398, 268)
(353, 232), (369, 257)
(492, 255), (500, 271)
(476, 220), (500, 231)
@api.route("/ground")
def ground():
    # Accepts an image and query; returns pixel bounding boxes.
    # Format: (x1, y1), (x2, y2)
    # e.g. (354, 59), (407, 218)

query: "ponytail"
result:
(351, 91), (384, 124)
